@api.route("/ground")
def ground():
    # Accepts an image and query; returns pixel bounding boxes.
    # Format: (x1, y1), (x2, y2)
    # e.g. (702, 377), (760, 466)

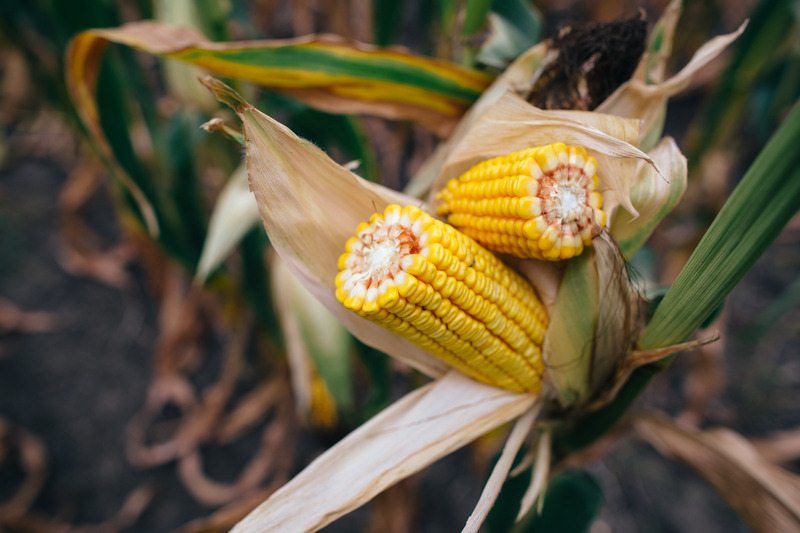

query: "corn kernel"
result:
(437, 144), (606, 261)
(336, 204), (548, 393)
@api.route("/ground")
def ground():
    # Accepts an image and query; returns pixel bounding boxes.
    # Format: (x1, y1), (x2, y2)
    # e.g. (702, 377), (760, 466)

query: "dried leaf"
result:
(233, 371), (537, 532)
(598, 21), (747, 149)
(463, 405), (540, 533)
(610, 137), (687, 258)
(203, 78), (447, 379)
(636, 413), (800, 533)
(195, 165), (260, 282)
(516, 430), (552, 522)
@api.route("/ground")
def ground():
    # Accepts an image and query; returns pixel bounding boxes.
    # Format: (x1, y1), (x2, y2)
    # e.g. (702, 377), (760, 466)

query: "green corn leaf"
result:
(639, 103), (800, 349)
(518, 470), (603, 533)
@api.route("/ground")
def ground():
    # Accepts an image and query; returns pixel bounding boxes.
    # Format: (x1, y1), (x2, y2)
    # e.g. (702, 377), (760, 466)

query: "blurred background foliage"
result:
(0, 0), (798, 531)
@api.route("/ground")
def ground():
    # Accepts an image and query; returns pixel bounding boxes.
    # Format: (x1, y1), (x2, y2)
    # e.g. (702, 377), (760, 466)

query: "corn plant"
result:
(7, 0), (798, 530)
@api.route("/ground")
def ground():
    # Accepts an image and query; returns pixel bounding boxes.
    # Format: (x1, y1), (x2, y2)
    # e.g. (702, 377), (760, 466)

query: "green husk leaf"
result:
(543, 249), (597, 407)
(639, 103), (800, 349)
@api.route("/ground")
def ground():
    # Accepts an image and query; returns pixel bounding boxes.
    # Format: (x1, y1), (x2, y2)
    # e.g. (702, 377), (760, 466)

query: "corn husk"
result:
(203, 77), (448, 379)
(233, 371), (537, 532)
(598, 20), (748, 149)
(542, 233), (638, 407)
(427, 92), (656, 219)
(405, 43), (552, 198)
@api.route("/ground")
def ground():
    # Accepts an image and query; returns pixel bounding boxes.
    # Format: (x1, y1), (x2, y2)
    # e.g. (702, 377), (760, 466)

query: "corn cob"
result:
(335, 204), (548, 393)
(437, 143), (606, 260)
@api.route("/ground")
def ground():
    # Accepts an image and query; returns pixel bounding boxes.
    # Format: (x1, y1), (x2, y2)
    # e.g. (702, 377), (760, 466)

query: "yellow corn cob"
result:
(335, 204), (548, 393)
(437, 143), (607, 260)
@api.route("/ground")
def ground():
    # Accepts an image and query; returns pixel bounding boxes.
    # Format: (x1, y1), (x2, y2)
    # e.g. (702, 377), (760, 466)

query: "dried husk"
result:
(463, 406), (540, 533)
(427, 92), (655, 219)
(598, 20), (748, 149)
(405, 43), (552, 198)
(233, 371), (538, 532)
(203, 77), (448, 379)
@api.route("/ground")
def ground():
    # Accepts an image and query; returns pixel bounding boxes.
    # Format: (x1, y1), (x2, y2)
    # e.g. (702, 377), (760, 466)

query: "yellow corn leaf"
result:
(233, 371), (538, 532)
(66, 21), (491, 138)
(610, 137), (688, 258)
(636, 413), (800, 533)
(202, 77), (447, 379)
(429, 92), (655, 220)
(195, 165), (259, 282)
(597, 21), (747, 149)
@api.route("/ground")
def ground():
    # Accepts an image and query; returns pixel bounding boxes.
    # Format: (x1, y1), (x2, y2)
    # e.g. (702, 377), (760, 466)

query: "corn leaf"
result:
(66, 21), (491, 138)
(195, 165), (258, 282)
(476, 0), (542, 69)
(636, 413), (800, 532)
(639, 103), (800, 349)
(610, 137), (688, 258)
(233, 371), (538, 532)
(204, 77), (448, 379)
(272, 255), (353, 415)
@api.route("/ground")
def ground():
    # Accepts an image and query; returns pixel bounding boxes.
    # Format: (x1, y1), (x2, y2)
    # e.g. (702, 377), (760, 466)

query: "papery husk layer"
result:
(203, 78), (447, 379)
(233, 371), (538, 532)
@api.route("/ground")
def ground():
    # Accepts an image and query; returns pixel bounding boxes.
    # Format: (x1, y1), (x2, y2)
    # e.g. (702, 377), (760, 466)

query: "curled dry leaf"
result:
(233, 371), (537, 533)
(636, 413), (800, 533)
(202, 77), (448, 379)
